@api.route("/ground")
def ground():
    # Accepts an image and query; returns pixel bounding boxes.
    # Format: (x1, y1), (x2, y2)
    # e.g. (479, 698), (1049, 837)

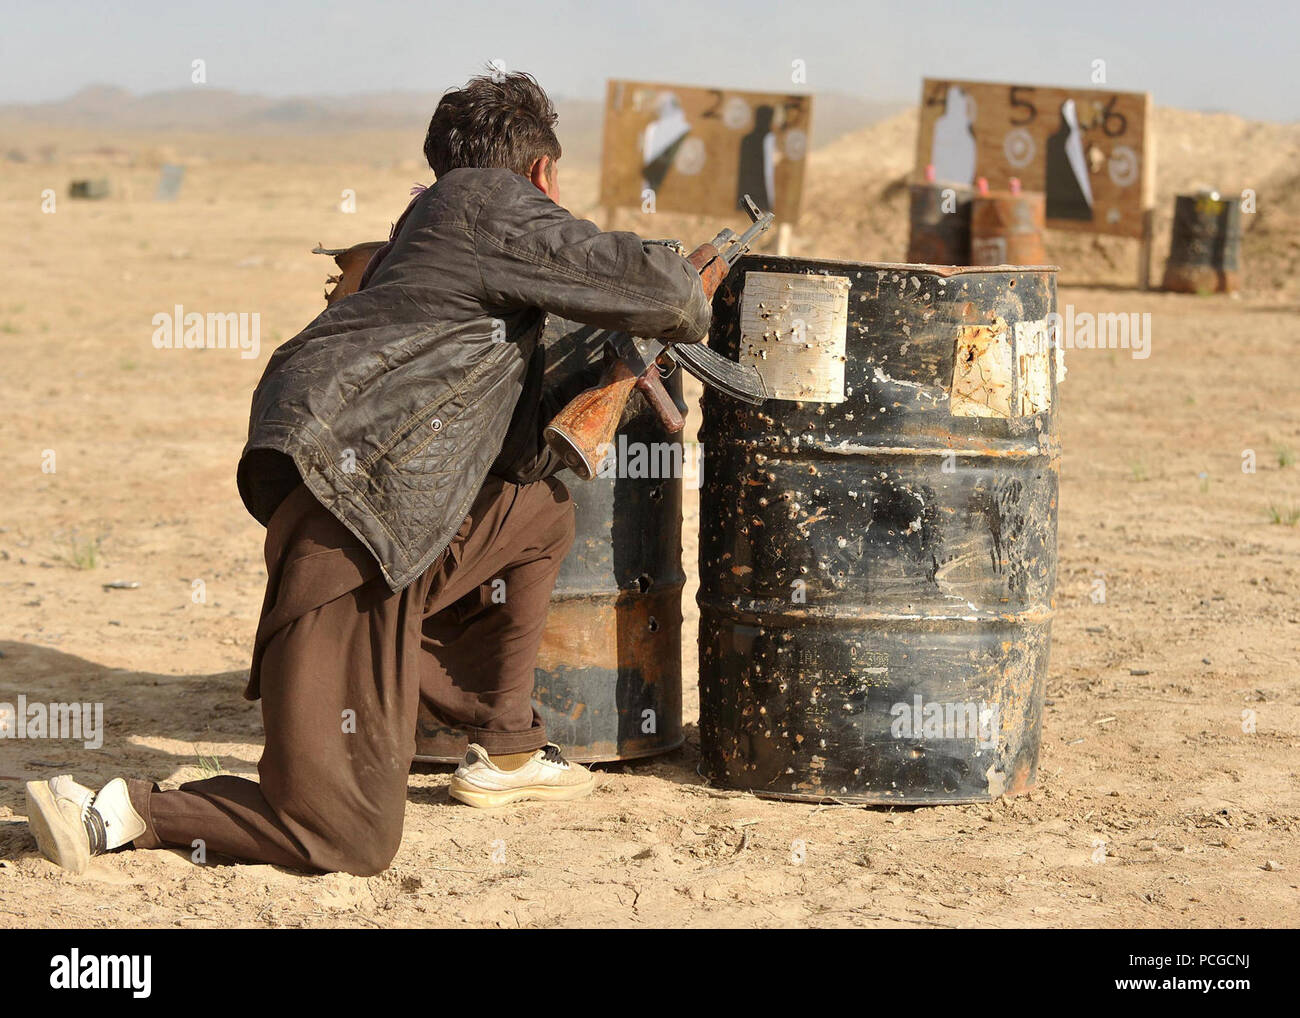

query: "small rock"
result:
(1263, 860), (1283, 871)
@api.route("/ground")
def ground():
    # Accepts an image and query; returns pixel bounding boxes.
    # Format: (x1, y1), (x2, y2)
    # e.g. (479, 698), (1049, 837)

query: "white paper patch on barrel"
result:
(739, 271), (850, 403)
(1014, 318), (1053, 415)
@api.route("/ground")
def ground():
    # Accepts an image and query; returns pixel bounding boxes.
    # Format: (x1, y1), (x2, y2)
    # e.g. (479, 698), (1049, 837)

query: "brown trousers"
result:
(129, 475), (574, 875)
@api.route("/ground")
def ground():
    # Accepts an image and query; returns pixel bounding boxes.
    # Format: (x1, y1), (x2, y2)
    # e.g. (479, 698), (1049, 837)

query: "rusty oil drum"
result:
(698, 256), (1061, 803)
(415, 320), (685, 763)
(1161, 192), (1242, 294)
(906, 183), (972, 265)
(970, 191), (1048, 266)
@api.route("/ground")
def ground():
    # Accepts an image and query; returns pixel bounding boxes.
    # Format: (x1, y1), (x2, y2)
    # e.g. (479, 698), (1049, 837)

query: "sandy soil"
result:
(1, 119), (1297, 928)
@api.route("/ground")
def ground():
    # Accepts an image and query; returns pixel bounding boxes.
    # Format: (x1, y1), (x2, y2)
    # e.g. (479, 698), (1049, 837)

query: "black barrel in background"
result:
(415, 318), (685, 763)
(1162, 192), (1243, 294)
(69, 179), (110, 199)
(699, 257), (1061, 803)
(906, 183), (972, 265)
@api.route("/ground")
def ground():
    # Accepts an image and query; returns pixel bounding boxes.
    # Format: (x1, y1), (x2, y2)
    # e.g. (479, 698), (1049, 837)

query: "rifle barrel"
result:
(723, 212), (776, 264)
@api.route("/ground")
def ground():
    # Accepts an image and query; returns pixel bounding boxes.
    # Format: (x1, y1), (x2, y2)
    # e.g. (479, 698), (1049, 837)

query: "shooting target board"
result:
(599, 80), (812, 222)
(915, 78), (1153, 239)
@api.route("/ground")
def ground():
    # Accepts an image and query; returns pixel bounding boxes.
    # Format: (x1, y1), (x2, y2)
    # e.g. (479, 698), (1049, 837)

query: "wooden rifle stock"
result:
(541, 357), (685, 480)
(687, 243), (727, 295)
(543, 241), (726, 480)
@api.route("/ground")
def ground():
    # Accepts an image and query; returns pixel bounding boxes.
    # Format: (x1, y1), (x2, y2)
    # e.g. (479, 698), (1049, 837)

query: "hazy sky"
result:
(3, 0), (1297, 121)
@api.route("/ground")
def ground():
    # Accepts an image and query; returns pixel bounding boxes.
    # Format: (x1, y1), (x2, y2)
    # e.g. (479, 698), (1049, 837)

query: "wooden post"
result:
(1137, 207), (1155, 290)
(1137, 90), (1156, 290)
(776, 222), (794, 257)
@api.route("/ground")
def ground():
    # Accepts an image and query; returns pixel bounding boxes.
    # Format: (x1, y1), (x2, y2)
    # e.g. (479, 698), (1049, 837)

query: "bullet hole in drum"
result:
(647, 616), (660, 633)
(649, 485), (662, 501)
(637, 573), (654, 594)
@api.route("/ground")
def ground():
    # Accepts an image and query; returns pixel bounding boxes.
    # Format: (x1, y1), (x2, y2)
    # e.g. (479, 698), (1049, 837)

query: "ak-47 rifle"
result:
(542, 196), (774, 480)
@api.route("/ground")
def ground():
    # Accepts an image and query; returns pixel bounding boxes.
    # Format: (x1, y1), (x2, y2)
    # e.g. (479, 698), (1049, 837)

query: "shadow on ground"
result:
(0, 640), (710, 820)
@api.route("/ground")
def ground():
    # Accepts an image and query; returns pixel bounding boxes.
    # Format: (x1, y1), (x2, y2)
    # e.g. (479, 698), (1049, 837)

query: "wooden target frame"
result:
(599, 79), (812, 251)
(915, 77), (1155, 286)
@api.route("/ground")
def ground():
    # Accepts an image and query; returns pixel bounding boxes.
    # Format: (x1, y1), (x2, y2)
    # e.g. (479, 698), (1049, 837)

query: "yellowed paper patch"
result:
(951, 317), (1014, 417)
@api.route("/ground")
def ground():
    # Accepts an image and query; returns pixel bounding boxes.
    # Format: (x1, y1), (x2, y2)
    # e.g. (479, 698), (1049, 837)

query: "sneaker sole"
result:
(25, 781), (90, 874)
(448, 774), (596, 809)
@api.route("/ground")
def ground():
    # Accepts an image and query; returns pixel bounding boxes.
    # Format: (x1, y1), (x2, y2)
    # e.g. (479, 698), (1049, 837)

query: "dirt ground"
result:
(1, 120), (1297, 928)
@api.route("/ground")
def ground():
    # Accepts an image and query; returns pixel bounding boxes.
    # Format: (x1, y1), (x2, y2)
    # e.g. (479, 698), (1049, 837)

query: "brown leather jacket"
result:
(237, 167), (710, 591)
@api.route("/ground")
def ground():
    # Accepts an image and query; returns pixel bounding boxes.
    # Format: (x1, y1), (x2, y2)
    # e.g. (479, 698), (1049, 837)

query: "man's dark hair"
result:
(424, 70), (561, 178)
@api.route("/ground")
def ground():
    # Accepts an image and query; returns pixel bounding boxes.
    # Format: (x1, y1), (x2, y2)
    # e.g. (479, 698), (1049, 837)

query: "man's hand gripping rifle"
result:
(542, 196), (774, 480)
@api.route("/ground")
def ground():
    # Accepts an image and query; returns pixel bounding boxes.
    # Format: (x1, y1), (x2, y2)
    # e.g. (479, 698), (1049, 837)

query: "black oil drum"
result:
(698, 257), (1061, 803)
(1161, 192), (1242, 294)
(415, 319), (685, 763)
(906, 183), (972, 265)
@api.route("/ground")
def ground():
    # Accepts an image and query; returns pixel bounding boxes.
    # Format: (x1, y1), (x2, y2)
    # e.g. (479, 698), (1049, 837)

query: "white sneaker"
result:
(449, 743), (596, 808)
(25, 776), (147, 874)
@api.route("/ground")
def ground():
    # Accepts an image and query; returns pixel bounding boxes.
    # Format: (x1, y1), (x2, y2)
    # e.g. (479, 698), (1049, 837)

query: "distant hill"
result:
(0, 84), (450, 132)
(0, 84), (906, 163)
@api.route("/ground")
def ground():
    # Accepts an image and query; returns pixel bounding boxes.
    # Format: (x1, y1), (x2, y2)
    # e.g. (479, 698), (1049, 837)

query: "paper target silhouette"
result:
(641, 92), (692, 194)
(930, 85), (977, 184)
(1045, 98), (1094, 220)
(737, 104), (777, 212)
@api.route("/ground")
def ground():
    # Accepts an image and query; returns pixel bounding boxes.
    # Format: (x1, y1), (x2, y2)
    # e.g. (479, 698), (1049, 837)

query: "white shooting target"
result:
(1003, 127), (1036, 168)
(1108, 145), (1139, 187)
(674, 137), (707, 175)
(783, 129), (808, 160)
(722, 96), (751, 130)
